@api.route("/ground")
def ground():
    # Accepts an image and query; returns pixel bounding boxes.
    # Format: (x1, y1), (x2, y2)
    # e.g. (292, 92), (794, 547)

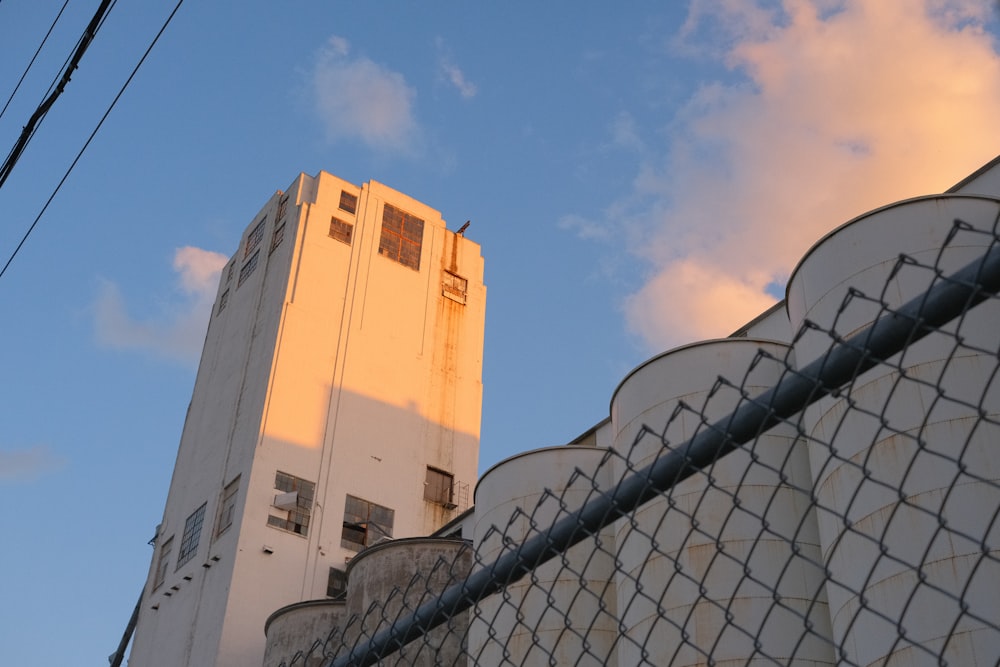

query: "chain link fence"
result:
(266, 211), (1000, 666)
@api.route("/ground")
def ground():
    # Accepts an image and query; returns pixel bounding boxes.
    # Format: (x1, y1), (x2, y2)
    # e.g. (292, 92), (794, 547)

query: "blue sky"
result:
(1, 1), (999, 663)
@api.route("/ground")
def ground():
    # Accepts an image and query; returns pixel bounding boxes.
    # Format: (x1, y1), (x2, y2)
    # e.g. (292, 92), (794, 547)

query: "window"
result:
(226, 261), (234, 284)
(442, 272), (468, 304)
(237, 250), (260, 287)
(266, 471), (315, 536)
(270, 222), (285, 253)
(245, 219), (266, 258)
(339, 190), (357, 214)
(154, 536), (173, 589)
(277, 195), (289, 221)
(378, 203), (424, 270)
(177, 504), (207, 569)
(327, 567), (347, 598)
(216, 476), (240, 536)
(424, 467), (455, 506)
(341, 495), (394, 551)
(217, 289), (230, 315)
(329, 217), (353, 245)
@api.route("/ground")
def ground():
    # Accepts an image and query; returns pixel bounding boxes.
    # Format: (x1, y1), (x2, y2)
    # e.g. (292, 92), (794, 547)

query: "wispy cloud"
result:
(311, 35), (419, 152)
(616, 0), (1000, 351)
(0, 445), (65, 483)
(436, 38), (478, 99)
(441, 62), (478, 99)
(94, 246), (228, 364)
(558, 213), (612, 241)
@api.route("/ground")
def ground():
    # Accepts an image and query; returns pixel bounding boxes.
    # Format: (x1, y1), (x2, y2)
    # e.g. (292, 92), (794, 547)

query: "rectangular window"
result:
(177, 504), (207, 569)
(217, 289), (230, 315)
(237, 250), (260, 287)
(277, 195), (289, 221)
(341, 495), (394, 551)
(245, 219), (266, 258)
(339, 190), (357, 214)
(270, 222), (285, 253)
(327, 567), (347, 598)
(442, 272), (468, 304)
(216, 476), (240, 537)
(424, 467), (455, 506)
(226, 261), (234, 284)
(154, 536), (173, 589)
(378, 203), (424, 270)
(266, 471), (315, 536)
(329, 217), (353, 245)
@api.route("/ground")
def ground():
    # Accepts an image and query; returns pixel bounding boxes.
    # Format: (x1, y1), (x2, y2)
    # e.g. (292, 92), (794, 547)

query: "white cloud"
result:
(95, 246), (228, 364)
(435, 37), (478, 99)
(441, 62), (478, 99)
(311, 35), (419, 152)
(620, 0), (1000, 351)
(558, 213), (612, 241)
(0, 445), (65, 482)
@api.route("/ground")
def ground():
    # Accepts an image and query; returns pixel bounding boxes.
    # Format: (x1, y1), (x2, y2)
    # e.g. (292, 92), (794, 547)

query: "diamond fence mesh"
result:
(267, 212), (1000, 666)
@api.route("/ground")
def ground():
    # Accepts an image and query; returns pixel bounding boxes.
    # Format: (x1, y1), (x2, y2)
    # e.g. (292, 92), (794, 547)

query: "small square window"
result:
(267, 472), (315, 536)
(378, 204), (423, 271)
(339, 190), (358, 214)
(270, 222), (286, 253)
(216, 476), (240, 537)
(217, 289), (230, 315)
(424, 467), (455, 506)
(442, 272), (468, 304)
(329, 217), (353, 245)
(341, 495), (394, 551)
(238, 250), (260, 287)
(177, 504), (207, 569)
(154, 536), (173, 590)
(245, 219), (266, 258)
(327, 568), (347, 598)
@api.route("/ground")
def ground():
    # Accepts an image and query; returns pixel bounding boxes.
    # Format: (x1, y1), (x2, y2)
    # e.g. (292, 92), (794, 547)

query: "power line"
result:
(0, 0), (115, 191)
(0, 0), (72, 124)
(0, 0), (186, 280)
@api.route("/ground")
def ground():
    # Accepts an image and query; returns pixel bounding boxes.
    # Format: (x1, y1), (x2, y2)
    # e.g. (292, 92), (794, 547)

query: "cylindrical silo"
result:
(342, 537), (473, 665)
(786, 194), (1000, 666)
(469, 446), (619, 666)
(263, 599), (346, 667)
(610, 338), (834, 667)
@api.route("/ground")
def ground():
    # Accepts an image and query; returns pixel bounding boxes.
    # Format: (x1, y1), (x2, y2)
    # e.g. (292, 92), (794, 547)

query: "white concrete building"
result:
(127, 171), (486, 667)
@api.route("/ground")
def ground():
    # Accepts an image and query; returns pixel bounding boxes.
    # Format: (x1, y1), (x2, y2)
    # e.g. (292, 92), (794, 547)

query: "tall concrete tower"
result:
(127, 171), (486, 667)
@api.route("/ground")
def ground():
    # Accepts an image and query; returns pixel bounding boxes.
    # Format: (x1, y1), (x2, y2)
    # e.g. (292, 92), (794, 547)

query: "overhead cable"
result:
(0, 0), (186, 280)
(0, 0), (72, 124)
(0, 0), (114, 191)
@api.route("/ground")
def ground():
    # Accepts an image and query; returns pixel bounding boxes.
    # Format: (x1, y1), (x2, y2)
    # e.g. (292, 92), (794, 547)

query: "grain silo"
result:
(786, 194), (1000, 666)
(610, 339), (834, 666)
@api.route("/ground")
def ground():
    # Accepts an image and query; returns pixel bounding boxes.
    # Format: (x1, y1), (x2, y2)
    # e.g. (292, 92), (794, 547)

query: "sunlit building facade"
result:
(127, 172), (486, 667)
